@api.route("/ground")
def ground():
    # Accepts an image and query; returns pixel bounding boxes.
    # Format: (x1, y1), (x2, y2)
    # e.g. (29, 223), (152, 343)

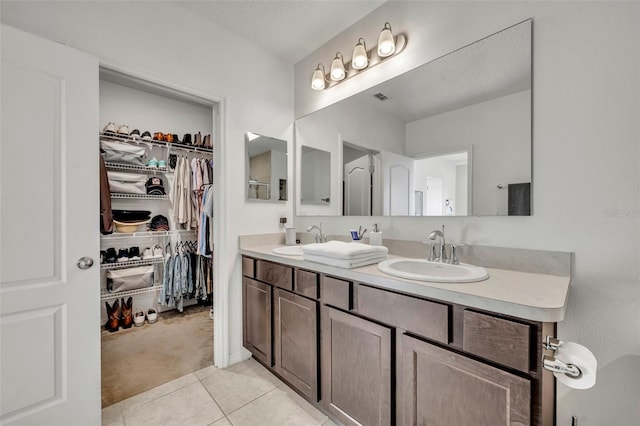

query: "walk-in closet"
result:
(98, 69), (218, 406)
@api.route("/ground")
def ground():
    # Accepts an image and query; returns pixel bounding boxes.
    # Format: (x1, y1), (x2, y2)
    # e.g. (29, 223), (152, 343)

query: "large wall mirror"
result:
(295, 19), (532, 216)
(246, 132), (288, 202)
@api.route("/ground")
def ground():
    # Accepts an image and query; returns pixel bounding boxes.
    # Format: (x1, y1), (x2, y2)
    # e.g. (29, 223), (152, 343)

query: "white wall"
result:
(295, 2), (640, 425)
(1, 1), (294, 367)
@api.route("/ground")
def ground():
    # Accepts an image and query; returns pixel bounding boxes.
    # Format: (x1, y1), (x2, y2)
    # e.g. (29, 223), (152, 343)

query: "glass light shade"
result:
(330, 53), (346, 81)
(352, 39), (368, 70)
(311, 65), (325, 90)
(377, 23), (395, 57)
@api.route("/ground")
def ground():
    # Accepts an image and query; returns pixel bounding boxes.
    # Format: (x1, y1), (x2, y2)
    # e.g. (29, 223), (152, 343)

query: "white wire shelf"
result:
(100, 132), (213, 154)
(111, 193), (169, 200)
(101, 229), (196, 240)
(100, 257), (164, 270)
(105, 162), (172, 174)
(101, 285), (163, 301)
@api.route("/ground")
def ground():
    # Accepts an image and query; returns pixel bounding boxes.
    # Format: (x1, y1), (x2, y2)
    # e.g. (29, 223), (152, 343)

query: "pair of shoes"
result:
(130, 129), (141, 140)
(147, 308), (158, 324)
(102, 122), (130, 136)
(117, 247), (140, 262)
(193, 132), (202, 147)
(141, 131), (152, 140)
(147, 158), (158, 168)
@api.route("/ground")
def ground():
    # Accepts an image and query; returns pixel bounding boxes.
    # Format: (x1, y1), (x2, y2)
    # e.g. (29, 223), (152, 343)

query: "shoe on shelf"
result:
(142, 247), (153, 260)
(129, 246), (141, 261)
(158, 159), (167, 169)
(116, 124), (129, 136)
(117, 248), (130, 262)
(120, 297), (133, 329)
(141, 130), (152, 140)
(105, 247), (118, 263)
(164, 133), (174, 143)
(194, 132), (202, 147)
(182, 134), (192, 145)
(153, 132), (164, 141)
(105, 299), (120, 332)
(100, 250), (107, 264)
(146, 308), (158, 324)
(130, 129), (141, 140)
(203, 134), (212, 149)
(147, 157), (158, 168)
(102, 122), (117, 134)
(133, 311), (145, 327)
(152, 244), (164, 258)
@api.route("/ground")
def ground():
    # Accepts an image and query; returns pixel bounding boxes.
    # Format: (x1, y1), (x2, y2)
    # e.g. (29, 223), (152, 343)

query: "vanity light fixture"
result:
(330, 52), (346, 81)
(351, 38), (368, 70)
(310, 22), (407, 91)
(311, 63), (326, 90)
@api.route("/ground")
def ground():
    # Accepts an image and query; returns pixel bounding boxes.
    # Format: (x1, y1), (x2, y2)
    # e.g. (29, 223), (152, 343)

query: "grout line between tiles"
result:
(219, 386), (280, 417)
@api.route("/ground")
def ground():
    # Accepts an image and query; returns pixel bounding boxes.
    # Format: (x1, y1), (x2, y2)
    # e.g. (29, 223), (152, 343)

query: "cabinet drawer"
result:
(356, 284), (450, 344)
(295, 269), (319, 299)
(256, 259), (293, 290)
(321, 276), (351, 310)
(242, 256), (255, 278)
(463, 310), (531, 373)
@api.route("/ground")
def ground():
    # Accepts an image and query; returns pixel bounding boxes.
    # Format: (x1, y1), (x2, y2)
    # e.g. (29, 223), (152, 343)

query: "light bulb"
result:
(352, 38), (368, 70)
(330, 53), (346, 81)
(377, 22), (395, 57)
(311, 64), (325, 90)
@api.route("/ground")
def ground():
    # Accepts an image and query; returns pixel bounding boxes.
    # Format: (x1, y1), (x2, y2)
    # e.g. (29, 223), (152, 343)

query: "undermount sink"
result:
(377, 258), (489, 283)
(272, 245), (304, 256)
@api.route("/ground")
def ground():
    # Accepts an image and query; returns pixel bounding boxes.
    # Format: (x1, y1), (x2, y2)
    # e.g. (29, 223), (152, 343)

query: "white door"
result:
(344, 154), (371, 216)
(380, 151), (414, 216)
(0, 25), (100, 425)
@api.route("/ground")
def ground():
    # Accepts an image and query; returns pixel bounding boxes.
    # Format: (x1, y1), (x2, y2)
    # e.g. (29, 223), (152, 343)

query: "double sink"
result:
(272, 245), (488, 284)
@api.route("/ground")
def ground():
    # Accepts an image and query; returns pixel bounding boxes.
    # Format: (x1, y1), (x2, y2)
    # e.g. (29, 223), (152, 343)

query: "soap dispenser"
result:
(369, 223), (383, 246)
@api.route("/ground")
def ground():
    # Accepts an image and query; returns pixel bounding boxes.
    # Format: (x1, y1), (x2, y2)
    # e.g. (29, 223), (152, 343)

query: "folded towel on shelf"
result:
(303, 240), (388, 260)
(303, 253), (387, 269)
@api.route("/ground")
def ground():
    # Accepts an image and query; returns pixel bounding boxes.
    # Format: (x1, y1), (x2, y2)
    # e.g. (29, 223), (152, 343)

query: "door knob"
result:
(76, 256), (94, 270)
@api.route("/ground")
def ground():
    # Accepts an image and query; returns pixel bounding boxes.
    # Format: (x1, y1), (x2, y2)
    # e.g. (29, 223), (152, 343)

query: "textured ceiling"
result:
(173, 0), (385, 64)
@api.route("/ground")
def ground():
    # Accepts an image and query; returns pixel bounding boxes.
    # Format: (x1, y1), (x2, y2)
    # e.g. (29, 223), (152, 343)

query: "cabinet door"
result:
(242, 277), (272, 365)
(273, 288), (318, 400)
(322, 306), (392, 426)
(399, 334), (531, 426)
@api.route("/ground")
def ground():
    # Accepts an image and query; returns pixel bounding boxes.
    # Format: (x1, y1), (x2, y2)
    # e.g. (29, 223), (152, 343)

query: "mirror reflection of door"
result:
(414, 151), (469, 216)
(415, 191), (424, 216)
(426, 177), (443, 215)
(344, 155), (372, 216)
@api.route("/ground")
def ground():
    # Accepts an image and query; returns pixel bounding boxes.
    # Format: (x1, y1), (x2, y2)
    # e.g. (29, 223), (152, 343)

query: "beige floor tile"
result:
(123, 382), (224, 426)
(121, 373), (199, 412)
(195, 364), (219, 380)
(227, 388), (325, 426)
(201, 359), (277, 414)
(101, 401), (124, 426)
(277, 382), (328, 425)
(209, 416), (233, 426)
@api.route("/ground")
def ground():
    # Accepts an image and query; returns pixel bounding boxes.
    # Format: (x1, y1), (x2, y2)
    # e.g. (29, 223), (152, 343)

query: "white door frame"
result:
(98, 61), (230, 368)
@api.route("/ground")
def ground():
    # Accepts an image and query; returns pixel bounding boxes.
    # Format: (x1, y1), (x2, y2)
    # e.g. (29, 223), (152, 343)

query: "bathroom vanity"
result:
(240, 240), (570, 426)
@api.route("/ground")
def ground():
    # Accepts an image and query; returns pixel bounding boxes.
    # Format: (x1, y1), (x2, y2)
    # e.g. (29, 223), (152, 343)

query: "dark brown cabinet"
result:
(321, 306), (392, 426)
(273, 287), (318, 400)
(399, 334), (531, 426)
(242, 277), (272, 365)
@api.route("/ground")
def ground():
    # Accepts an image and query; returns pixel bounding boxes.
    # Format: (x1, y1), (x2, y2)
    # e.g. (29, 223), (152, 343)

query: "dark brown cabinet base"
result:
(242, 277), (272, 366)
(399, 334), (531, 426)
(321, 306), (392, 426)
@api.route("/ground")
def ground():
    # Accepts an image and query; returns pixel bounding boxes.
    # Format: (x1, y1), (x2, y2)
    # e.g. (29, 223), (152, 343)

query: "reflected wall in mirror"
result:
(295, 19), (532, 216)
(246, 132), (288, 202)
(300, 145), (331, 204)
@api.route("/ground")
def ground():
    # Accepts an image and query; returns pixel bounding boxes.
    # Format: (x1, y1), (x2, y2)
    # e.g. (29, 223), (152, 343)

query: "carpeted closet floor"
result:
(101, 304), (213, 408)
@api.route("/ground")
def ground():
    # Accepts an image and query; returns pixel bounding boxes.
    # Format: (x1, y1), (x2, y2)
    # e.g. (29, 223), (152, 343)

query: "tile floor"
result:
(102, 358), (338, 426)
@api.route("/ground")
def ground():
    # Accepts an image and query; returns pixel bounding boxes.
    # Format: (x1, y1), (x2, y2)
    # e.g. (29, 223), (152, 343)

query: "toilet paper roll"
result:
(554, 341), (597, 389)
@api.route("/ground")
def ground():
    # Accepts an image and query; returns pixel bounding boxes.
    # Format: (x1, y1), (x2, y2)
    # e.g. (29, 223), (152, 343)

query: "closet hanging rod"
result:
(101, 229), (196, 240)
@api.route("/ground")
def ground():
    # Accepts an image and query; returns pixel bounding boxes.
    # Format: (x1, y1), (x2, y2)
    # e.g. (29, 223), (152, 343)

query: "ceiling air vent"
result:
(373, 92), (389, 101)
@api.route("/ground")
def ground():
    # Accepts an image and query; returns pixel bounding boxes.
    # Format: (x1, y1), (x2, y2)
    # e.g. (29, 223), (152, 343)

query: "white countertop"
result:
(240, 244), (571, 323)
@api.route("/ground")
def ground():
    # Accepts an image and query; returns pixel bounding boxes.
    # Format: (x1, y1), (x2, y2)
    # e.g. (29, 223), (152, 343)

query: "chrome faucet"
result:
(306, 224), (327, 243)
(428, 225), (447, 262)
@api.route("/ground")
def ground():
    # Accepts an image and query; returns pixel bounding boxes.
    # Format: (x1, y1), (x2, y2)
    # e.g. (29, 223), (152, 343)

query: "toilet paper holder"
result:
(542, 336), (583, 378)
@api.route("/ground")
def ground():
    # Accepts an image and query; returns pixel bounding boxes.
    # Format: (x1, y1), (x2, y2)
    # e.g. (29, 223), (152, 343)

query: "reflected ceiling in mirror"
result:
(246, 132), (288, 202)
(295, 19), (532, 217)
